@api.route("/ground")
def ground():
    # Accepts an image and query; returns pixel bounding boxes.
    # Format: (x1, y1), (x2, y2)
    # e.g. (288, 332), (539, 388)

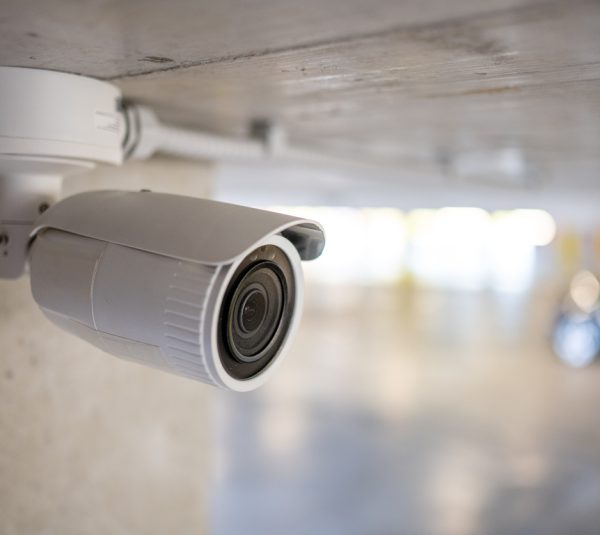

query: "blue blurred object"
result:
(552, 311), (600, 368)
(551, 270), (600, 368)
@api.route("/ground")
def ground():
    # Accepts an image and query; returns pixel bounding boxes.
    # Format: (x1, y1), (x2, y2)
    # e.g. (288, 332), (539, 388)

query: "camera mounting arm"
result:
(122, 105), (285, 162)
(0, 67), (126, 278)
(0, 67), (280, 278)
(0, 65), (329, 278)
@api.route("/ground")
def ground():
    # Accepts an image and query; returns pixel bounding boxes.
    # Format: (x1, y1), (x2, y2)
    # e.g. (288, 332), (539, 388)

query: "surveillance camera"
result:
(0, 67), (326, 391)
(28, 190), (325, 391)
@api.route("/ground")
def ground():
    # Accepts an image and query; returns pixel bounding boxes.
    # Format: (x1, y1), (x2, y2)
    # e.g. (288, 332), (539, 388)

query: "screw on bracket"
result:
(0, 233), (8, 256)
(38, 202), (50, 214)
(249, 118), (286, 156)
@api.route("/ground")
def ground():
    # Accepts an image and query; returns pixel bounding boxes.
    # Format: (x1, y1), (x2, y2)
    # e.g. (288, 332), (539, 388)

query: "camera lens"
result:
(238, 285), (268, 334)
(219, 245), (295, 379)
(228, 265), (285, 362)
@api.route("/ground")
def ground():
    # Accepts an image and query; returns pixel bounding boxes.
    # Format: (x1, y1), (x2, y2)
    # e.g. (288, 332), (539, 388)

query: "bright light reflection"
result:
(489, 212), (536, 293)
(270, 206), (557, 292)
(407, 207), (490, 291)
(570, 270), (600, 313)
(509, 209), (557, 247)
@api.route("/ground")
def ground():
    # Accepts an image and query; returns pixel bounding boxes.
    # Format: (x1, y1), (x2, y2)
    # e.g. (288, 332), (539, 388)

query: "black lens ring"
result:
(218, 245), (295, 380)
(226, 264), (285, 363)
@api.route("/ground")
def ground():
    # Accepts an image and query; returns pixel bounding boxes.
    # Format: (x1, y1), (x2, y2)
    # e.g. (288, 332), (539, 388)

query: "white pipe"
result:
(125, 104), (361, 169)
(126, 105), (267, 162)
(153, 123), (265, 160)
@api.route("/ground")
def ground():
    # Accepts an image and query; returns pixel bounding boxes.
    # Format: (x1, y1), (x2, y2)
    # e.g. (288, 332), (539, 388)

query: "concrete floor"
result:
(211, 285), (600, 535)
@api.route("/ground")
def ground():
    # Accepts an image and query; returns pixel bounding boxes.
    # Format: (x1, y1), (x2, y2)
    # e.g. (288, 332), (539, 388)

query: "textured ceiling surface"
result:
(2, 0), (599, 193)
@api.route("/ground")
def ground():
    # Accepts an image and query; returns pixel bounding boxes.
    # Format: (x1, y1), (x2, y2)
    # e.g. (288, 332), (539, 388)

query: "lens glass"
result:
(227, 262), (285, 363)
(238, 287), (267, 334)
(219, 245), (296, 379)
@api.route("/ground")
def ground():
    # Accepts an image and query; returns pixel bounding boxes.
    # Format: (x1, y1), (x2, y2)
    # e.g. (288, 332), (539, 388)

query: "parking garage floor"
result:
(212, 285), (600, 535)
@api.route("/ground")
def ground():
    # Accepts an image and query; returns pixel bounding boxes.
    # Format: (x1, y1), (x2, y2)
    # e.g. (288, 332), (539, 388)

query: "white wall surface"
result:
(0, 157), (215, 535)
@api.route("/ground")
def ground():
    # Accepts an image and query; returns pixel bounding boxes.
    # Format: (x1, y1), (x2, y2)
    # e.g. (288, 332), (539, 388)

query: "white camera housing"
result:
(0, 67), (326, 391)
(29, 190), (325, 391)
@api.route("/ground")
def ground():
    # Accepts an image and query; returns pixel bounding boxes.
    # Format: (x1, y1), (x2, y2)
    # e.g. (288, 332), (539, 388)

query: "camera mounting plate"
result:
(0, 66), (126, 277)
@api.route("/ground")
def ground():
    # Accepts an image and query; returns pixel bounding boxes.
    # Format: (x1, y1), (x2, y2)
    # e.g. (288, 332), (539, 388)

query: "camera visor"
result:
(219, 245), (295, 379)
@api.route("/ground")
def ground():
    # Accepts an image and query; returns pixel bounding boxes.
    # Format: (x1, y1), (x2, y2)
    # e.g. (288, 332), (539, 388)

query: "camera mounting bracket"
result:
(0, 66), (126, 277)
(0, 66), (301, 278)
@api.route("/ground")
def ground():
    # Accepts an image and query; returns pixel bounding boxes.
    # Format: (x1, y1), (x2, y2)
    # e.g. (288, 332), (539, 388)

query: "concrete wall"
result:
(0, 158), (216, 535)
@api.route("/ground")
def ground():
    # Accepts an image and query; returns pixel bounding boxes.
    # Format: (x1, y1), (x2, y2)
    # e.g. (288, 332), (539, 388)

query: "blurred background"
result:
(210, 201), (600, 535)
(2, 0), (600, 534)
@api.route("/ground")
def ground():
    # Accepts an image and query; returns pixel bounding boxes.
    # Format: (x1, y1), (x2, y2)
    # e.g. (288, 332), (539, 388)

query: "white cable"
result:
(126, 105), (267, 162)
(125, 104), (358, 168)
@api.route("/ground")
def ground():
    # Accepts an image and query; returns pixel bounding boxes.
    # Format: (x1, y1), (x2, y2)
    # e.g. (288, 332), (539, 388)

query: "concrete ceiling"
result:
(2, 0), (600, 202)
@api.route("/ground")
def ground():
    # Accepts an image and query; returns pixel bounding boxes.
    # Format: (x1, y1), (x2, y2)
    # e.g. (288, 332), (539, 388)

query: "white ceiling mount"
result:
(0, 66), (285, 278)
(0, 66), (337, 278)
(0, 67), (126, 278)
(0, 67), (126, 167)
